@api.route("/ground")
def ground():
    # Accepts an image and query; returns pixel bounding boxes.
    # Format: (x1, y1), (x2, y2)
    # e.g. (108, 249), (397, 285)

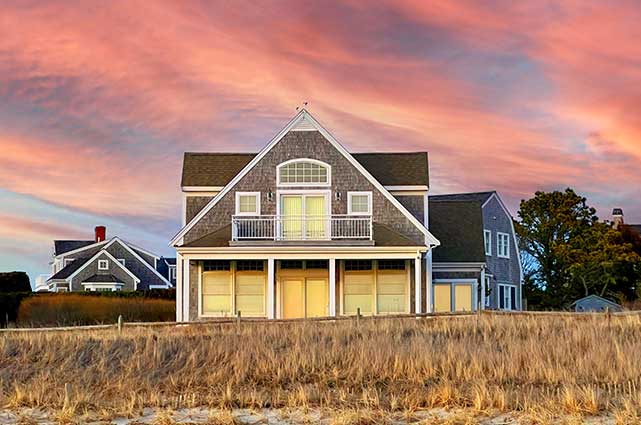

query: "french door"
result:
(280, 194), (328, 240)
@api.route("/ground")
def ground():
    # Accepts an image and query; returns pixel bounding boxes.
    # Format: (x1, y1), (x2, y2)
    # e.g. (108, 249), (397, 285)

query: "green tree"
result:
(516, 189), (641, 308)
(560, 222), (640, 301)
(516, 189), (598, 308)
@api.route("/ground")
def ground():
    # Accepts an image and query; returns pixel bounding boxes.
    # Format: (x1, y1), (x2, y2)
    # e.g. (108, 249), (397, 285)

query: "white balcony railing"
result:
(232, 215), (372, 241)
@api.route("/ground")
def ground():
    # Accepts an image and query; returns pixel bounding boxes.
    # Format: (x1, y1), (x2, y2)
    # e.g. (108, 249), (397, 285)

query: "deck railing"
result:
(231, 215), (372, 241)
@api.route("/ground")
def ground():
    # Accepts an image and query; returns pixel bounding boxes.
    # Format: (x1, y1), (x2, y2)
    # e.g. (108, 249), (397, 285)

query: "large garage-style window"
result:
(277, 159), (330, 186)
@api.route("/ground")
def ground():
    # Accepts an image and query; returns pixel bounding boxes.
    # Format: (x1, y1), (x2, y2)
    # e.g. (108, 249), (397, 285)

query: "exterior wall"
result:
(481, 196), (522, 309)
(70, 252), (136, 291)
(183, 131), (425, 245)
(189, 261), (199, 321)
(395, 195), (424, 224)
(187, 196), (214, 223)
(104, 241), (167, 289)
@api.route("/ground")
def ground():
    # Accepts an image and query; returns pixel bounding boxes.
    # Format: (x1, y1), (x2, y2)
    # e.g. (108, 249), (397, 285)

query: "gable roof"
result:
(429, 191), (496, 204)
(102, 238), (171, 286)
(428, 200), (486, 263)
(66, 249), (141, 284)
(182, 151), (429, 188)
(48, 257), (92, 280)
(54, 240), (94, 256)
(570, 294), (622, 308)
(171, 109), (439, 247)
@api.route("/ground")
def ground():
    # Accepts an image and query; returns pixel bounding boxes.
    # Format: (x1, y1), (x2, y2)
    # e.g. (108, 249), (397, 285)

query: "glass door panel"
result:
(305, 195), (326, 239)
(281, 196), (303, 240)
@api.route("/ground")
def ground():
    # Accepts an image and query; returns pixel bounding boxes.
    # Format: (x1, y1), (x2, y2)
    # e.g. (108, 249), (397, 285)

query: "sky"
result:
(1, 0), (641, 284)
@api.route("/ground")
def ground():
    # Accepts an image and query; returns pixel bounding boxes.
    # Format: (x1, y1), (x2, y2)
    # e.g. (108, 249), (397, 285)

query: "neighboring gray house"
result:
(40, 226), (172, 292)
(429, 192), (523, 311)
(571, 295), (623, 312)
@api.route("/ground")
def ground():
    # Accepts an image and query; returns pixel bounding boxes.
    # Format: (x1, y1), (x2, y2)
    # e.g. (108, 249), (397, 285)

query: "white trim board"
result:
(182, 186), (225, 192)
(170, 109), (440, 248)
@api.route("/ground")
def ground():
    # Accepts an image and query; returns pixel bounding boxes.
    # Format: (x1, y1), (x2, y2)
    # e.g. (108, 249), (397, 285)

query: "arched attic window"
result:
(277, 159), (331, 186)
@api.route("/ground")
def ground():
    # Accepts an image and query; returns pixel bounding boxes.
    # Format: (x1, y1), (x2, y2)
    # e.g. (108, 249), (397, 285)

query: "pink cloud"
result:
(0, 0), (639, 234)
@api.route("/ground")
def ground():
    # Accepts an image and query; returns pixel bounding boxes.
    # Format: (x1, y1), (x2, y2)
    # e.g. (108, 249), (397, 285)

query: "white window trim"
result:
(117, 258), (126, 266)
(484, 229), (492, 256)
(347, 191), (373, 215)
(98, 259), (109, 270)
(64, 258), (75, 266)
(276, 158), (331, 187)
(498, 283), (517, 310)
(235, 192), (261, 216)
(497, 232), (510, 258)
(169, 266), (176, 280)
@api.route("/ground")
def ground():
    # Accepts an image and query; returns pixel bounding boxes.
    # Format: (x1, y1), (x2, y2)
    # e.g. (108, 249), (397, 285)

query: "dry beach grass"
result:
(1, 313), (641, 423)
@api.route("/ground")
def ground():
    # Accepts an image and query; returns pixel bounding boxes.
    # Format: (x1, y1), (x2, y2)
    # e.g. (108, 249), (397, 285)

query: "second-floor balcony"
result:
(231, 215), (372, 242)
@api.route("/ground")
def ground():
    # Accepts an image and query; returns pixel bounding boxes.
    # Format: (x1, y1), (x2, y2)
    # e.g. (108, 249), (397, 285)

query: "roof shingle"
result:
(428, 200), (486, 263)
(54, 240), (94, 256)
(181, 151), (429, 187)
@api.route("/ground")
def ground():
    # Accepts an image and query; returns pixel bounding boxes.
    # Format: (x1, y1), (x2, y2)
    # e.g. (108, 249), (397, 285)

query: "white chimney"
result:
(612, 208), (624, 229)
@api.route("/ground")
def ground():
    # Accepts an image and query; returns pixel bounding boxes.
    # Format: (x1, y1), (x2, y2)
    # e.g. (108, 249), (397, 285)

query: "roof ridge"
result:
(430, 190), (496, 197)
(184, 152), (257, 156)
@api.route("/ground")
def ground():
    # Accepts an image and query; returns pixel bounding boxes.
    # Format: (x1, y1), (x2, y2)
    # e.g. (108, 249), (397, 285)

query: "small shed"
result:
(571, 295), (623, 313)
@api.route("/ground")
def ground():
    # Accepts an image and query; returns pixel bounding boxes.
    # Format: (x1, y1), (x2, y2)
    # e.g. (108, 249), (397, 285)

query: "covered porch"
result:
(175, 248), (429, 321)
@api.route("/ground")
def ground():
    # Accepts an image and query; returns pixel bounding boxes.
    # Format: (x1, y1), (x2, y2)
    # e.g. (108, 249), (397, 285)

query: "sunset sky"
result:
(2, 1), (640, 283)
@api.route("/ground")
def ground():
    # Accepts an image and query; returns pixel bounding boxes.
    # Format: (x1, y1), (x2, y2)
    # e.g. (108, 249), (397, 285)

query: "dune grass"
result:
(1, 313), (640, 422)
(17, 293), (175, 326)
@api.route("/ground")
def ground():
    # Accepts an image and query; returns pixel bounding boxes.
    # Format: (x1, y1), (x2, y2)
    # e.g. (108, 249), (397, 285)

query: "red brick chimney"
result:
(95, 226), (106, 242)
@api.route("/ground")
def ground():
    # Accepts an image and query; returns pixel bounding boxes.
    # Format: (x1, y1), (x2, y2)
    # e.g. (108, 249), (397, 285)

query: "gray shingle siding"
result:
(186, 196), (213, 223)
(183, 131), (425, 246)
(481, 195), (522, 309)
(70, 252), (136, 291)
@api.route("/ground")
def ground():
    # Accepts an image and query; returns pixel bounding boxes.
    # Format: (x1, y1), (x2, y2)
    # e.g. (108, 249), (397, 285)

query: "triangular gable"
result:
(104, 238), (172, 287)
(171, 109), (440, 247)
(66, 249), (140, 286)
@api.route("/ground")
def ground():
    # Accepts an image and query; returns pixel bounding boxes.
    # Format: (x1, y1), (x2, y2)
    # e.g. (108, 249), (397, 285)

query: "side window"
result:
(497, 232), (510, 258)
(235, 192), (260, 215)
(348, 192), (372, 215)
(484, 230), (492, 256)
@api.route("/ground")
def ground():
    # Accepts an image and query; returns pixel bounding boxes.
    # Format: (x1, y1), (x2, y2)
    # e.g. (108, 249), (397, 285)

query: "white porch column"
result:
(182, 257), (190, 322)
(329, 258), (336, 316)
(267, 258), (275, 319)
(480, 267), (486, 311)
(425, 250), (433, 313)
(176, 254), (183, 322)
(414, 256), (422, 314)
